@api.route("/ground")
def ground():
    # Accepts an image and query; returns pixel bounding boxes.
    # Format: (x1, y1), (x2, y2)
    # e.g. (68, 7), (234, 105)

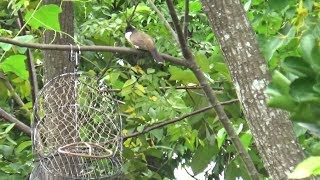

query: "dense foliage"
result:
(0, 0), (319, 179)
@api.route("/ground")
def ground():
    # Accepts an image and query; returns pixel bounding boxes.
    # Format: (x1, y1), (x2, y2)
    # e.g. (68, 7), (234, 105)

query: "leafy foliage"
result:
(266, 1), (320, 135)
(0, 0), (319, 179)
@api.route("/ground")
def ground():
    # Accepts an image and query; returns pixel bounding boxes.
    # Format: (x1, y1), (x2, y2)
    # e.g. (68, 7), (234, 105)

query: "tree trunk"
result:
(30, 1), (74, 180)
(200, 0), (305, 179)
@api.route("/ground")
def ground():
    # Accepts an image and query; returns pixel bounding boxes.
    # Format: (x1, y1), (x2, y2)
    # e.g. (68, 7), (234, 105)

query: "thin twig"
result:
(0, 37), (188, 67)
(128, 3), (139, 22)
(146, 0), (179, 43)
(103, 85), (223, 92)
(183, 0), (190, 42)
(0, 107), (31, 135)
(165, 0), (259, 179)
(165, 0), (193, 61)
(184, 166), (200, 180)
(0, 72), (24, 107)
(123, 99), (238, 139)
(17, 9), (38, 105)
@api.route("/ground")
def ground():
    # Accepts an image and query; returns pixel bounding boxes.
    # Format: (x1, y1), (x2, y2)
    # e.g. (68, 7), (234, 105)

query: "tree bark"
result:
(30, 1), (75, 180)
(201, 0), (305, 179)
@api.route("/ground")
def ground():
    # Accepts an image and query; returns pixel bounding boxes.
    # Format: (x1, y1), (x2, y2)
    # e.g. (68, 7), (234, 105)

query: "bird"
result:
(125, 24), (164, 64)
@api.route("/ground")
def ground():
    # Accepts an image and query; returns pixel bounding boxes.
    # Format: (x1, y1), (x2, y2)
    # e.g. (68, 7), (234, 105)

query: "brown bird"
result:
(125, 24), (164, 64)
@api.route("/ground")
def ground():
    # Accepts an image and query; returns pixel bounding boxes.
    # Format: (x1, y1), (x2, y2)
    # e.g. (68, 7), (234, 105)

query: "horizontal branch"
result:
(124, 99), (238, 139)
(0, 72), (25, 107)
(106, 85), (224, 93)
(0, 107), (31, 135)
(0, 37), (188, 67)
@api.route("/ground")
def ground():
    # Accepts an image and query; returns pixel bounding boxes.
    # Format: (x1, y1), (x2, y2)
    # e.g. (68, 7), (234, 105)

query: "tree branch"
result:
(165, 0), (259, 179)
(165, 0), (193, 61)
(17, 9), (39, 105)
(104, 85), (223, 93)
(0, 72), (25, 107)
(183, 0), (190, 42)
(146, 0), (179, 43)
(0, 107), (31, 135)
(0, 37), (189, 67)
(124, 99), (238, 139)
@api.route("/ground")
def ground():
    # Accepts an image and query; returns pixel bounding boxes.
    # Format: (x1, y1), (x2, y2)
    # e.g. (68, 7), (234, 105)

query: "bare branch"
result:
(104, 85), (223, 93)
(0, 37), (189, 67)
(165, 0), (193, 61)
(146, 0), (179, 43)
(184, 166), (200, 180)
(0, 107), (31, 135)
(124, 99), (238, 139)
(183, 0), (190, 42)
(17, 9), (38, 105)
(0, 72), (25, 107)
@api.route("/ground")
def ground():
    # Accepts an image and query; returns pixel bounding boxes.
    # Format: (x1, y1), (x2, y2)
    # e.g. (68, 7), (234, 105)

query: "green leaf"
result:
(122, 77), (136, 88)
(15, 141), (32, 154)
(147, 68), (155, 74)
(0, 42), (12, 51)
(288, 156), (320, 179)
(262, 27), (296, 61)
(0, 55), (28, 80)
(297, 123), (320, 137)
(216, 128), (226, 149)
(213, 62), (232, 81)
(24, 4), (61, 31)
(137, 125), (145, 133)
(150, 129), (163, 141)
(268, 0), (292, 11)
(189, 1), (202, 13)
(144, 148), (163, 159)
(190, 142), (217, 175)
(148, 108), (157, 119)
(240, 132), (252, 150)
(0, 145), (14, 158)
(168, 66), (198, 84)
(6, 136), (17, 145)
(4, 123), (15, 134)
(290, 78), (320, 103)
(310, 142), (320, 156)
(300, 33), (320, 71)
(291, 104), (320, 124)
(135, 83), (146, 93)
(282, 56), (314, 77)
(195, 52), (210, 73)
(13, 35), (34, 53)
(225, 157), (250, 180)
(313, 83), (320, 94)
(266, 71), (297, 111)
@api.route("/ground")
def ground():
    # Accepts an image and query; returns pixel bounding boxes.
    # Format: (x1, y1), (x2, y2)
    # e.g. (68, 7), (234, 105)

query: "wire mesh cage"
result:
(32, 72), (123, 179)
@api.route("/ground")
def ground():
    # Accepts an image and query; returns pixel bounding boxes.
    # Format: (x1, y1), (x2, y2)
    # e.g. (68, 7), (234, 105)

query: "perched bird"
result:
(125, 24), (164, 64)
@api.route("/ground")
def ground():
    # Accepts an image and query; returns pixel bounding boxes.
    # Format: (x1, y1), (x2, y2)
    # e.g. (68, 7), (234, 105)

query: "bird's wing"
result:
(130, 31), (155, 51)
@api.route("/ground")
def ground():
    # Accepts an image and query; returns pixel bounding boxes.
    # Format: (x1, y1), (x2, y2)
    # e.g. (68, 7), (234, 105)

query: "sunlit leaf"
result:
(24, 4), (61, 31)
(288, 156), (320, 179)
(15, 141), (32, 154)
(168, 66), (198, 84)
(0, 55), (28, 80)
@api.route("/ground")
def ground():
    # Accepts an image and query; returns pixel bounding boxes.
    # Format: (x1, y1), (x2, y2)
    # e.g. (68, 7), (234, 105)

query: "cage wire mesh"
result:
(32, 72), (123, 179)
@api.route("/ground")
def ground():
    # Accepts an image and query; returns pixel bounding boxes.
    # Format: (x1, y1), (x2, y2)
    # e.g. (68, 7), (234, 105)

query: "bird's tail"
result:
(150, 48), (164, 64)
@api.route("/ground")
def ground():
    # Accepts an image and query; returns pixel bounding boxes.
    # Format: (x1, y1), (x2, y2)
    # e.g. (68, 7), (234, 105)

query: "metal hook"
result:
(69, 44), (74, 62)
(75, 45), (81, 68)
(77, 44), (81, 55)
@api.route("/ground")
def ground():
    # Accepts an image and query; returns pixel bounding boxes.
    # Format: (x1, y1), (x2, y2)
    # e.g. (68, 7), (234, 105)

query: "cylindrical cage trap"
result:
(32, 72), (123, 179)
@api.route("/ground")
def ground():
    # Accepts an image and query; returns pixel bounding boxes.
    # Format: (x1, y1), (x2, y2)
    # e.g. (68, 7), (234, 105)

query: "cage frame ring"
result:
(57, 142), (113, 158)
